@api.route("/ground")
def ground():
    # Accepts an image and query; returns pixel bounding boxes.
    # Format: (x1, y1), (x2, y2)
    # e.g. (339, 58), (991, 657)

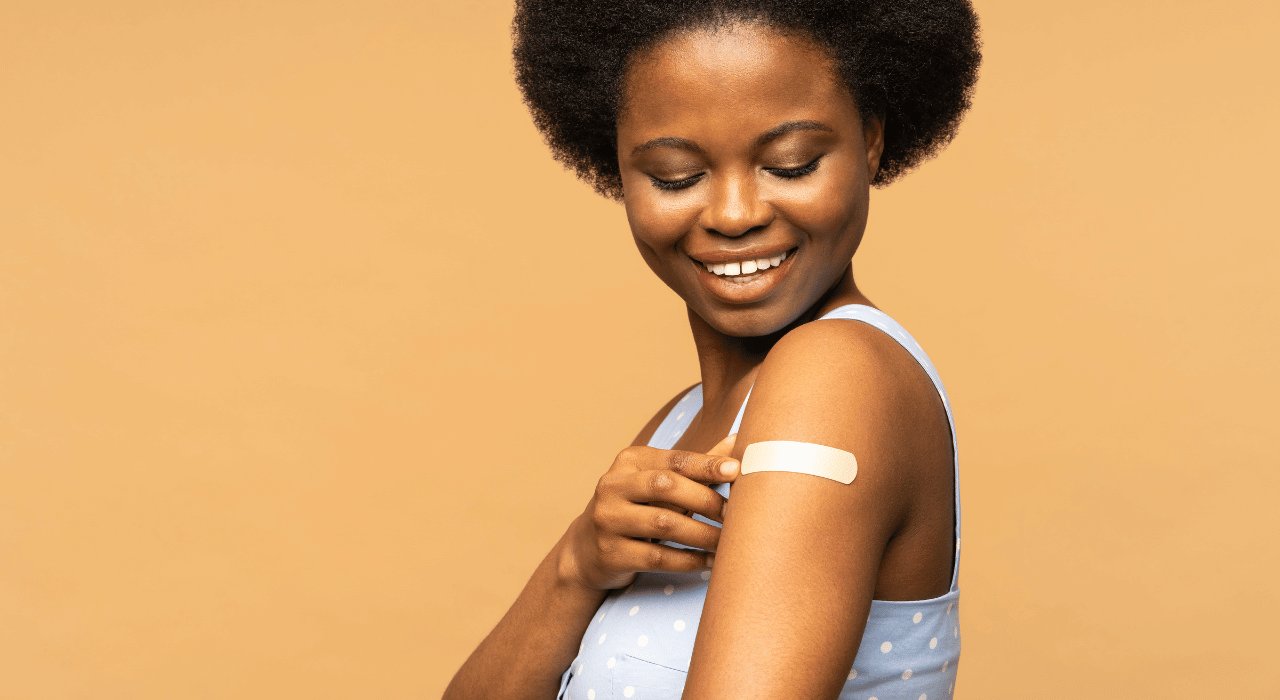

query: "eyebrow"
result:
(630, 120), (835, 156)
(631, 136), (704, 156)
(755, 120), (834, 147)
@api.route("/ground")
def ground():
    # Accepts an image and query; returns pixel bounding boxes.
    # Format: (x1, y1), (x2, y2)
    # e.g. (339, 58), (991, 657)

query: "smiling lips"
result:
(699, 250), (788, 278)
(691, 247), (797, 303)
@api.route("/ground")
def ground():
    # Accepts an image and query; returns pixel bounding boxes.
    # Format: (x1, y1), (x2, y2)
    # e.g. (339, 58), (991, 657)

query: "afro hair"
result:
(512, 0), (981, 199)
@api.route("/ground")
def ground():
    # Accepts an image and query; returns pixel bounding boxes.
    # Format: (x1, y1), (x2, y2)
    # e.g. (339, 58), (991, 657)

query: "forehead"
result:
(618, 22), (855, 141)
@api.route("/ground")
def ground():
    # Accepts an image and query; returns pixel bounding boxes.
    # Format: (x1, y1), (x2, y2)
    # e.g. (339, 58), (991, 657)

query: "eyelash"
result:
(767, 157), (822, 179)
(648, 157), (823, 191)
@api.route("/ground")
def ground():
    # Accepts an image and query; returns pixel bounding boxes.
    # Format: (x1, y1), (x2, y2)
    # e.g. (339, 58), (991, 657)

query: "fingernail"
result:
(719, 460), (739, 477)
(706, 554), (715, 569)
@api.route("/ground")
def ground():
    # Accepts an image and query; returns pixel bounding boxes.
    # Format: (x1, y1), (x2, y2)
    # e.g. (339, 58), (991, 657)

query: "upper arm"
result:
(682, 320), (944, 700)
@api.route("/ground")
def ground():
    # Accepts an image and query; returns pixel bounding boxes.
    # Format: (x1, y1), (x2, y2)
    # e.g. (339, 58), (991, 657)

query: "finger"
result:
(608, 536), (716, 574)
(652, 501), (690, 516)
(619, 469), (727, 523)
(611, 501), (724, 551)
(707, 432), (737, 457)
(635, 448), (740, 486)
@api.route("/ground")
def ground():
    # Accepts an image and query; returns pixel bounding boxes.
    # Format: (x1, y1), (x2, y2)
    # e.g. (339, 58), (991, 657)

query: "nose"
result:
(698, 170), (774, 237)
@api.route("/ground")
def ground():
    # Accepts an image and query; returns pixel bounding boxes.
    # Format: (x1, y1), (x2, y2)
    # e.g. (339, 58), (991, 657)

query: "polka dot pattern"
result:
(555, 305), (962, 700)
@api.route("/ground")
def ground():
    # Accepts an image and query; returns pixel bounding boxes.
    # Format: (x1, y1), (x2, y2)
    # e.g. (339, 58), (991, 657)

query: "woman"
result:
(446, 1), (980, 698)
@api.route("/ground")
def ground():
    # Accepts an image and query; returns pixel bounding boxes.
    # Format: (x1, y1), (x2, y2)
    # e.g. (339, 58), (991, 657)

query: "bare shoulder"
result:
(737, 316), (950, 493)
(630, 382), (701, 447)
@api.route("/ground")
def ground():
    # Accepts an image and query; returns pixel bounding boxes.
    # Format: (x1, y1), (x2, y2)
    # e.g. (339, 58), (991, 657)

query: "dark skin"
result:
(445, 21), (953, 700)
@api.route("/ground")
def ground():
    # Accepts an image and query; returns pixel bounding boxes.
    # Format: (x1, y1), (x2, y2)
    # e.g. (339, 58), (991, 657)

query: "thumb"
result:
(707, 432), (737, 458)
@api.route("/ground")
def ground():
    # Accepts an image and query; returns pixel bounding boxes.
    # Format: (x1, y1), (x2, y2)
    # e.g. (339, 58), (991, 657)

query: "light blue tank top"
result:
(558, 304), (961, 700)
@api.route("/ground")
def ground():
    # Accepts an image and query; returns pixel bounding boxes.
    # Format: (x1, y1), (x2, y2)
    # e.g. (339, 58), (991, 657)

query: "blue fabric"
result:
(558, 305), (961, 700)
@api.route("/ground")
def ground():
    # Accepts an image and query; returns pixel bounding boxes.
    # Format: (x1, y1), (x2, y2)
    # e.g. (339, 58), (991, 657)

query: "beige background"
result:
(2, 0), (1277, 698)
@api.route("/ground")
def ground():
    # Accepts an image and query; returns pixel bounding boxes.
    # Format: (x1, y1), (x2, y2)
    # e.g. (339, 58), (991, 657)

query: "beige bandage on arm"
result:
(740, 440), (859, 484)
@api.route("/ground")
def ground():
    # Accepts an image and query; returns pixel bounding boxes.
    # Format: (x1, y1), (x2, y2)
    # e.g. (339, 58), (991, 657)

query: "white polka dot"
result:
(637, 635), (649, 647)
(954, 626), (958, 638)
(880, 641), (892, 653)
(913, 612), (923, 624)
(577, 664), (584, 674)
(664, 584), (675, 595)
(587, 690), (595, 700)
(943, 661), (949, 671)
(676, 412), (685, 421)
(946, 603), (953, 615)
(930, 637), (938, 649)
(920, 695), (928, 700)
(701, 570), (711, 580)
(624, 687), (635, 698)
(902, 669), (913, 679)
(607, 657), (615, 669)
(599, 613), (606, 622)
(598, 634), (606, 644)
(629, 606), (639, 616)
(950, 683), (955, 693)
(847, 669), (858, 680)
(870, 697), (878, 700)
(674, 619), (686, 631)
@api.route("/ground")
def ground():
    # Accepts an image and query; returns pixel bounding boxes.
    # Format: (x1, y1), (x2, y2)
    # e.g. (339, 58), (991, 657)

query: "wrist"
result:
(554, 515), (596, 592)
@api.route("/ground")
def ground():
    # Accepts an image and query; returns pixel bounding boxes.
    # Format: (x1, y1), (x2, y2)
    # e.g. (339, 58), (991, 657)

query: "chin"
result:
(698, 305), (797, 339)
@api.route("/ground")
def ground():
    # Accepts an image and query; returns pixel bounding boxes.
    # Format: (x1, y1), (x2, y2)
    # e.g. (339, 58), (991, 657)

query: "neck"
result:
(688, 265), (870, 415)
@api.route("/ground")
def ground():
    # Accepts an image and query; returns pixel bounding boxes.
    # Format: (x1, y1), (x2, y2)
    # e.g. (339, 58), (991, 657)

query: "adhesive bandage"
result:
(740, 440), (859, 484)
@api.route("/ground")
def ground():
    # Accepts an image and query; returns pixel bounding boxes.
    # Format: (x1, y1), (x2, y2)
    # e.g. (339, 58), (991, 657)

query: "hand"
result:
(559, 434), (739, 591)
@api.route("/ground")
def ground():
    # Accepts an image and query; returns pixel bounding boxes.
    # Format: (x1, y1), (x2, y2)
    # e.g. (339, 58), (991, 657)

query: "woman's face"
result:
(617, 22), (883, 338)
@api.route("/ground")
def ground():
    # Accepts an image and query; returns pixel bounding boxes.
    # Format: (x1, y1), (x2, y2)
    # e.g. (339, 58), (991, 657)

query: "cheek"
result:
(623, 186), (701, 254)
(774, 166), (866, 243)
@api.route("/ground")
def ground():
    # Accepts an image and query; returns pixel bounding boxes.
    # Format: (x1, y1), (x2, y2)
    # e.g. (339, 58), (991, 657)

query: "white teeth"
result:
(701, 250), (791, 277)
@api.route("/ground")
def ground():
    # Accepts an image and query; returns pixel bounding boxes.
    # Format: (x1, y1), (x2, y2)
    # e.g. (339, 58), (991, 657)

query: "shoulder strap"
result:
(646, 384), (703, 450)
(816, 304), (962, 592)
(728, 386), (753, 435)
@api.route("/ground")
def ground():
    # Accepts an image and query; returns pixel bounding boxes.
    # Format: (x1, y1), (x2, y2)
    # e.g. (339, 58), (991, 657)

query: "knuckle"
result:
(595, 473), (618, 499)
(615, 446), (644, 469)
(590, 505), (611, 531)
(651, 509), (676, 535)
(649, 471), (676, 494)
(669, 451), (694, 475)
(646, 547), (666, 570)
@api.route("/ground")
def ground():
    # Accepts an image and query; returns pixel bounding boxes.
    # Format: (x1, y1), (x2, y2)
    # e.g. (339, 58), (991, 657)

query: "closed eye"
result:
(766, 156), (822, 179)
(649, 173), (705, 191)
